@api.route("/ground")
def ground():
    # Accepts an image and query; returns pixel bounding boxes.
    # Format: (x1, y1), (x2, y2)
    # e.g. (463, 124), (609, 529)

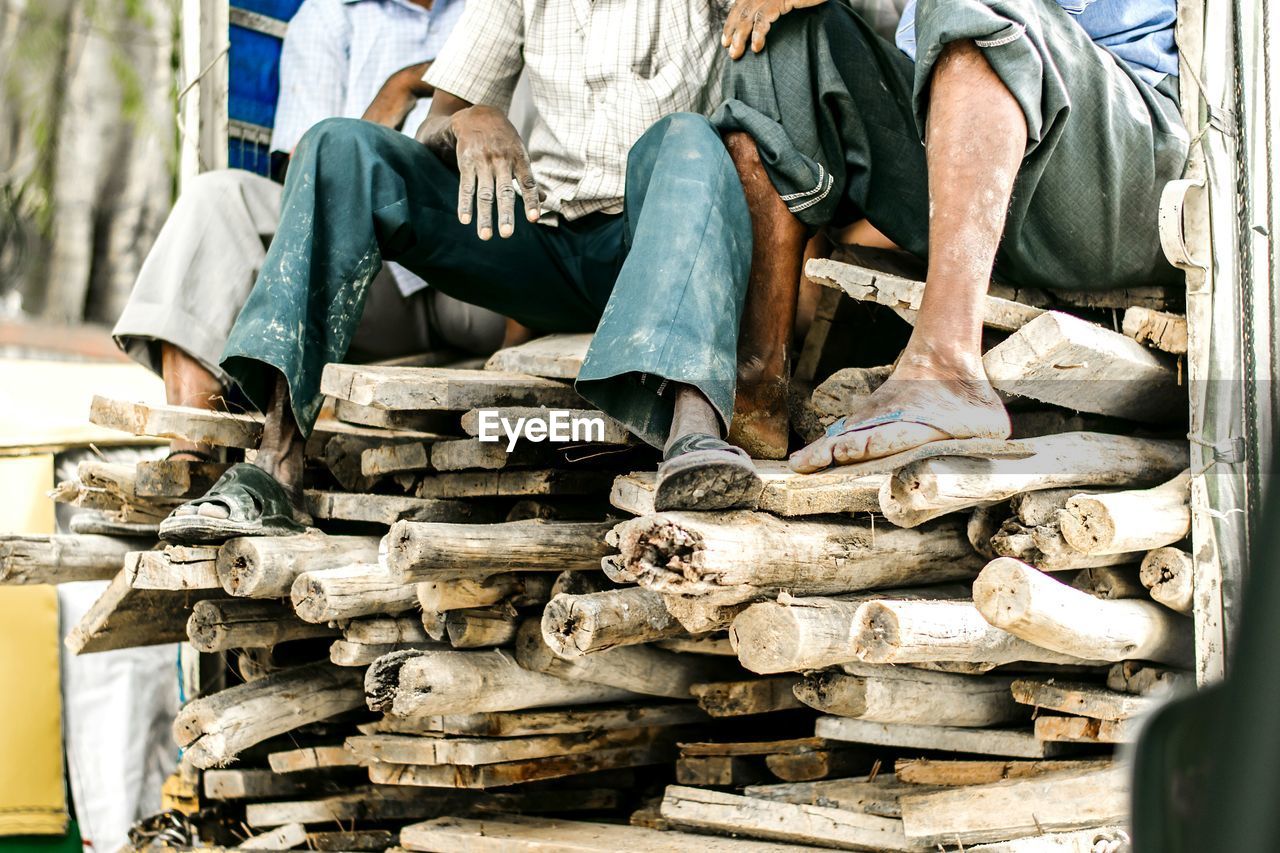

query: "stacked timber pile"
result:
(2, 254), (1198, 851)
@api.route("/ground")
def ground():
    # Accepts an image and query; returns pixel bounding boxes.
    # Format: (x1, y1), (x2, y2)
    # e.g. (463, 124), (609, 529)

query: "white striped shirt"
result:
(424, 0), (731, 222)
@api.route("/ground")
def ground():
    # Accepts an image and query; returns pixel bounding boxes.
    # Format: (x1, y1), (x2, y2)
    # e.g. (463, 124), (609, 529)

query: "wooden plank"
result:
(415, 469), (614, 500)
(304, 830), (395, 852)
(430, 437), (552, 471)
(135, 459), (231, 498)
(1122, 306), (1188, 354)
(660, 784), (913, 851)
(411, 702), (708, 737)
(320, 364), (583, 411)
(333, 398), (456, 434)
(966, 827), (1133, 852)
(347, 725), (666, 767)
(894, 759), (1112, 787)
(794, 668), (1024, 728)
(1010, 679), (1153, 721)
(369, 743), (673, 789)
(0, 533), (150, 585)
(677, 755), (771, 787)
(610, 463), (883, 518)
(304, 490), (481, 525)
(238, 822), (307, 849)
(689, 677), (803, 717)
(483, 333), (592, 379)
(1033, 716), (1135, 744)
(743, 775), (919, 819)
(361, 442), (432, 477)
(898, 766), (1128, 847)
(1105, 661), (1192, 697)
(203, 768), (349, 801)
(461, 407), (634, 445)
(268, 745), (361, 774)
(399, 814), (813, 852)
(815, 717), (1068, 759)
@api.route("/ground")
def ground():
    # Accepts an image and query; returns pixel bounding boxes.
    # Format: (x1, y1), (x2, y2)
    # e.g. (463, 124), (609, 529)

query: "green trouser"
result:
(221, 113), (752, 445)
(711, 0), (1190, 291)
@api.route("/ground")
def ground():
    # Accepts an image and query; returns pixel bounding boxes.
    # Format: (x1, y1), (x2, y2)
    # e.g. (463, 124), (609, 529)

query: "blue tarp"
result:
(228, 0), (304, 175)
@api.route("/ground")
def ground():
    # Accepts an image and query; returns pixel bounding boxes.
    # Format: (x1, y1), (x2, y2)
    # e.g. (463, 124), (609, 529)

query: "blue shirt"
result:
(895, 0), (1178, 87)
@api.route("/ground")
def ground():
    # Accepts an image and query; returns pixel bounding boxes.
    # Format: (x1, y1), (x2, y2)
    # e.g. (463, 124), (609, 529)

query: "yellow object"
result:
(0, 453), (66, 835)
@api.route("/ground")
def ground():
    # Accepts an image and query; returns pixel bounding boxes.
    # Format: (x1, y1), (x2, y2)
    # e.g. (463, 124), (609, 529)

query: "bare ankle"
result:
(666, 385), (721, 453)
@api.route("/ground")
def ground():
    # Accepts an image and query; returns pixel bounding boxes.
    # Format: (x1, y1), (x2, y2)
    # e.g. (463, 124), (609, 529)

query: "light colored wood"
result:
(656, 635), (736, 656)
(1139, 546), (1195, 614)
(415, 468), (614, 499)
(445, 607), (520, 648)
(974, 557), (1194, 666)
(330, 640), (442, 667)
(267, 745), (361, 774)
(610, 463), (883, 518)
(516, 619), (727, 698)
(348, 725), (665, 767)
(304, 490), (479, 525)
(689, 677), (803, 717)
(361, 442), (431, 477)
(462, 407), (634, 445)
(320, 364), (583, 411)
(366, 648), (641, 716)
(990, 518), (1138, 572)
(484, 333), (593, 378)
(677, 755), (771, 787)
(125, 545), (220, 589)
(806, 257), (1043, 332)
(850, 599), (1102, 666)
(238, 822), (307, 849)
(334, 397), (455, 434)
(743, 775), (917, 817)
(1033, 716), (1136, 744)
(243, 784), (463, 827)
(660, 594), (749, 634)
(614, 512), (979, 606)
(1010, 679), (1153, 721)
(983, 311), (1181, 421)
(187, 599), (337, 651)
(549, 569), (614, 598)
(217, 533), (381, 598)
(389, 519), (615, 582)
(290, 563), (420, 623)
(1058, 470), (1191, 556)
(967, 503), (1006, 559)
(173, 662), (365, 769)
(91, 395), (261, 448)
(1106, 660), (1193, 696)
(541, 587), (683, 656)
(808, 366), (893, 428)
(660, 784), (913, 852)
(135, 459), (234, 499)
(430, 437), (552, 471)
(894, 759), (1112, 787)
(899, 766), (1129, 847)
(369, 743), (673, 789)
(409, 702), (708, 737)
(417, 573), (552, 612)
(728, 585), (971, 673)
(816, 716), (1066, 759)
(880, 432), (1188, 528)
(344, 615), (432, 645)
(0, 533), (150, 584)
(203, 769), (339, 801)
(1122, 306), (1188, 354)
(1071, 565), (1147, 600)
(965, 827), (1132, 852)
(399, 814), (811, 852)
(1011, 489), (1086, 527)
(794, 668), (1023, 727)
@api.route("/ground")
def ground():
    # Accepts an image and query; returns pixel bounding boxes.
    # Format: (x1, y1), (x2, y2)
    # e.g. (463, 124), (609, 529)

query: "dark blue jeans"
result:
(222, 113), (752, 447)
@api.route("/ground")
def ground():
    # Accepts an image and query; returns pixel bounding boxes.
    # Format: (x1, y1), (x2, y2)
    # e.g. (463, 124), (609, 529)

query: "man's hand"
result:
(362, 62), (433, 129)
(722, 0), (828, 59)
(420, 105), (539, 240)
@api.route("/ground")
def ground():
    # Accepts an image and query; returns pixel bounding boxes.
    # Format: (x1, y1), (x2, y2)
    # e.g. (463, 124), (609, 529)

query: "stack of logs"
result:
(0, 254), (1198, 852)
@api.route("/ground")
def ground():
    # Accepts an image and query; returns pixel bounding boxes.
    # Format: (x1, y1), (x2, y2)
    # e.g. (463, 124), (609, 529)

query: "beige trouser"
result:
(112, 169), (505, 385)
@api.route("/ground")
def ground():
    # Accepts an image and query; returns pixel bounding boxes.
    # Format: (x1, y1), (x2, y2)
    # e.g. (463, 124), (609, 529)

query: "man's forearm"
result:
(415, 90), (476, 160)
(362, 61), (435, 129)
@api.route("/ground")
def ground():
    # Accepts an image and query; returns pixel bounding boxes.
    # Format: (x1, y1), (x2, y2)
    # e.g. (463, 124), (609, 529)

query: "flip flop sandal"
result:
(811, 409), (1027, 477)
(164, 448), (221, 464)
(159, 463), (311, 544)
(655, 433), (764, 512)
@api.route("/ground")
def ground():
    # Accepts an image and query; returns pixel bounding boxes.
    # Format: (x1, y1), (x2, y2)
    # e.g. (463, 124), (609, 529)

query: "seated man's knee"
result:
(177, 168), (263, 212)
(295, 117), (385, 163)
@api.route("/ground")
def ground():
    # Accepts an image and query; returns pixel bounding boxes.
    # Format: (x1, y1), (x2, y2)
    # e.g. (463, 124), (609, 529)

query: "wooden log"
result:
(898, 765), (1128, 847)
(421, 608), (448, 641)
(794, 667), (1023, 727)
(550, 569), (614, 597)
(238, 822), (307, 849)
(689, 677), (803, 717)
(361, 441), (432, 477)
(660, 784), (913, 851)
(967, 504), (1006, 559)
(217, 533), (381, 598)
(348, 725), (666, 767)
(320, 364), (583, 411)
(462, 407), (634, 445)
(1033, 716), (1136, 744)
(728, 585), (971, 674)
(1139, 547), (1195, 614)
(304, 490), (480, 525)
(660, 595), (749, 634)
(657, 635), (736, 656)
(982, 311), (1181, 421)
(344, 615), (431, 645)
(973, 558), (1193, 666)
(894, 759), (1112, 787)
(880, 432), (1188, 528)
(1010, 489), (1082, 527)
(1010, 679), (1153, 721)
(369, 743), (673, 789)
(290, 564), (419, 623)
(990, 519), (1136, 572)
(1122, 306), (1188, 354)
(610, 463), (884, 518)
(1071, 565), (1147, 600)
(515, 619), (728, 698)
(187, 599), (337, 652)
(765, 749), (870, 784)
(399, 814), (804, 852)
(484, 333), (592, 378)
(1105, 661), (1192, 697)
(417, 573), (552, 612)
(331, 639), (434, 667)
(850, 599), (1102, 666)
(1058, 470), (1191, 556)
(173, 662), (365, 769)
(816, 716), (1067, 759)
(445, 607), (520, 648)
(404, 702), (708, 738)
(366, 648), (641, 716)
(614, 512), (980, 606)
(0, 533), (150, 585)
(541, 587), (683, 656)
(388, 519), (615, 582)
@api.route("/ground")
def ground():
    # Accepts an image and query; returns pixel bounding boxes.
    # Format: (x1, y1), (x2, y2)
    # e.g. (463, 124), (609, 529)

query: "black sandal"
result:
(654, 433), (763, 511)
(159, 463), (311, 544)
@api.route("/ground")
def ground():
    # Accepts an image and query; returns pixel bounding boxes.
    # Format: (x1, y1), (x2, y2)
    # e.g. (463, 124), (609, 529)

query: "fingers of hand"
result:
(750, 6), (777, 52)
(495, 160), (518, 239)
(723, 0), (758, 58)
(514, 156), (540, 223)
(474, 159), (496, 241)
(457, 158), (476, 225)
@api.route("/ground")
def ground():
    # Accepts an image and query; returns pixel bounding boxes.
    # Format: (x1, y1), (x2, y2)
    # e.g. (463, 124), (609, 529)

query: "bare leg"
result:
(725, 131), (807, 460)
(161, 342), (222, 459)
(666, 385), (723, 454)
(791, 40), (1023, 473)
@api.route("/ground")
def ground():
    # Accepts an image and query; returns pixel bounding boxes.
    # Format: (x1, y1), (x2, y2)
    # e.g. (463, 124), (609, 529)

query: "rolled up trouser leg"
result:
(576, 113), (753, 448)
(112, 169), (283, 381)
(712, 0), (1189, 291)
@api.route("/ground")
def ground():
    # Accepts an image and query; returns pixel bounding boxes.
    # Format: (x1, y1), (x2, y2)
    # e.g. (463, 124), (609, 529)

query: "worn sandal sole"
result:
(654, 450), (764, 512)
(824, 437), (1033, 479)
(158, 514), (307, 545)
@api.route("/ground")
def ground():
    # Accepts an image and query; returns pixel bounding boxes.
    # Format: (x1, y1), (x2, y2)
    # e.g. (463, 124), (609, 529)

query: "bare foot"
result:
(790, 352), (1010, 474)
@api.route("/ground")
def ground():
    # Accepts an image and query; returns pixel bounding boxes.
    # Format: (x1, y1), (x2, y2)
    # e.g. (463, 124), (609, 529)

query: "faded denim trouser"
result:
(221, 113), (752, 448)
